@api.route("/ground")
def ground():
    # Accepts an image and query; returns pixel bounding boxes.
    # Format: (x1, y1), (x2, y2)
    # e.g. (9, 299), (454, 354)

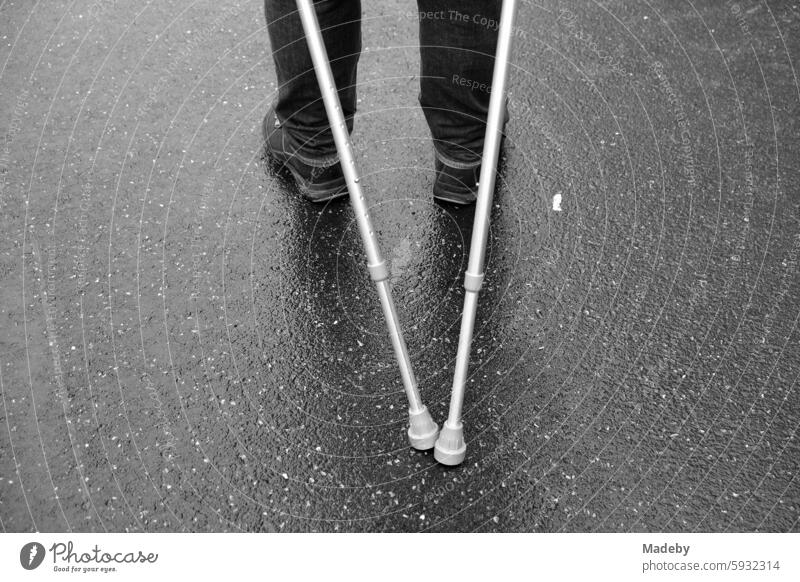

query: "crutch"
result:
(295, 0), (439, 449)
(434, 0), (520, 465)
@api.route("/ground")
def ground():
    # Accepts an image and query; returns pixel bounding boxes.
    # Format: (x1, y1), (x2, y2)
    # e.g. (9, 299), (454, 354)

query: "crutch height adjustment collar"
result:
(368, 260), (389, 282)
(464, 272), (484, 293)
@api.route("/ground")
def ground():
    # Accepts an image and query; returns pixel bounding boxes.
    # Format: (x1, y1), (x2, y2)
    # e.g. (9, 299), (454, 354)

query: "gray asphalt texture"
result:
(1, 0), (799, 533)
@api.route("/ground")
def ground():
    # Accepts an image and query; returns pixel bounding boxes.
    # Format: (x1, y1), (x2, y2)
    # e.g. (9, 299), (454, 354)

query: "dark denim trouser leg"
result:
(265, 0), (361, 165)
(417, 1), (500, 168)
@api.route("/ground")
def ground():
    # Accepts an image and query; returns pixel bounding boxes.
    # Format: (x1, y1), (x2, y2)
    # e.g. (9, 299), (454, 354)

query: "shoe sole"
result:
(268, 153), (348, 203)
(432, 191), (477, 205)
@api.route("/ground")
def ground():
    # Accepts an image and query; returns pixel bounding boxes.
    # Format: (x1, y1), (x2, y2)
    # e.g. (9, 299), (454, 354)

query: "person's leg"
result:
(417, 1), (502, 169)
(265, 0), (361, 164)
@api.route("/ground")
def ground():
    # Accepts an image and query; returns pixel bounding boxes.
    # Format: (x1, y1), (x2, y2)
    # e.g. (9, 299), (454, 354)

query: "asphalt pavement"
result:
(0, 0), (799, 532)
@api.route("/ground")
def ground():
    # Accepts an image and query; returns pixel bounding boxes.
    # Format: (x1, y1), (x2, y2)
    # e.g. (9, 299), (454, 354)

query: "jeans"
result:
(265, 0), (501, 168)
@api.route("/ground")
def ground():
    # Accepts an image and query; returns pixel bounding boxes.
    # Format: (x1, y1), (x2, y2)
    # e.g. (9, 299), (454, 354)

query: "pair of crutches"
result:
(295, 0), (519, 466)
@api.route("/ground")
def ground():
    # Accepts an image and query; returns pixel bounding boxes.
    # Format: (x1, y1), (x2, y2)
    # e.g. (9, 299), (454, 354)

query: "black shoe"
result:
(432, 158), (481, 205)
(432, 104), (509, 206)
(262, 107), (347, 203)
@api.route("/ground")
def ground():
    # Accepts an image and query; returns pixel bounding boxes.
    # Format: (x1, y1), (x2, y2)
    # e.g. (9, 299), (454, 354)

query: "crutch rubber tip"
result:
(433, 421), (466, 466)
(407, 406), (439, 450)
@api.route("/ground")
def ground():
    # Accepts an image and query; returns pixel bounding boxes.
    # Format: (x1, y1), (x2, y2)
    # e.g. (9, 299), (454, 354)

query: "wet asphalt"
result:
(1, 0), (799, 532)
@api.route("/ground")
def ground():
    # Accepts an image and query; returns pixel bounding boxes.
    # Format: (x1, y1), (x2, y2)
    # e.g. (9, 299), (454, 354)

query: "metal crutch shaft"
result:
(295, 0), (438, 449)
(434, 0), (520, 465)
